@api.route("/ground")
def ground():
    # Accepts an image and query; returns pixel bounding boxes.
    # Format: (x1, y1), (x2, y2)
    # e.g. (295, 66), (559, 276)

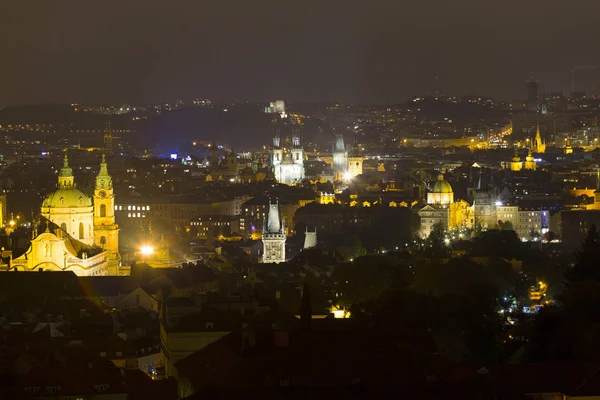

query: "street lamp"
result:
(140, 245), (154, 256)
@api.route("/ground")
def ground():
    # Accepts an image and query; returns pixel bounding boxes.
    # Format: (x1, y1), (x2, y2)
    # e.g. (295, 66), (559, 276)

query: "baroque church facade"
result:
(10, 154), (120, 276)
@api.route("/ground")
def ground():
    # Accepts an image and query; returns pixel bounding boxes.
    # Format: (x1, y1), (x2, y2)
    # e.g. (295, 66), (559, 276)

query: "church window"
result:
(100, 204), (106, 218)
(79, 223), (84, 240)
(127, 206), (131, 211)
(128, 213), (131, 217)
(137, 213), (141, 217)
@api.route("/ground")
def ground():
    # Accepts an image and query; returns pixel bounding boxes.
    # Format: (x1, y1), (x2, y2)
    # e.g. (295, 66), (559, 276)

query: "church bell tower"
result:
(93, 154), (120, 274)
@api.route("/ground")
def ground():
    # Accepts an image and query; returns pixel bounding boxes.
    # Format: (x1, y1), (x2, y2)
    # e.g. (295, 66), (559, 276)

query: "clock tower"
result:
(94, 154), (120, 274)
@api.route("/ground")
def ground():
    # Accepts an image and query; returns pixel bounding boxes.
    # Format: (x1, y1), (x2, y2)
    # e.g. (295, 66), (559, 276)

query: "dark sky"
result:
(2, 0), (600, 105)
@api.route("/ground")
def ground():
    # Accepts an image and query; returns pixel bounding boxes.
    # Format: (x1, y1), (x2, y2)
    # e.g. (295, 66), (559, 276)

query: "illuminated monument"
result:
(418, 174), (472, 237)
(10, 154), (120, 276)
(93, 155), (121, 274)
(333, 134), (348, 179)
(347, 141), (364, 178)
(524, 150), (536, 171)
(271, 134), (305, 185)
(532, 124), (546, 154)
(510, 149), (523, 172)
(262, 200), (286, 263)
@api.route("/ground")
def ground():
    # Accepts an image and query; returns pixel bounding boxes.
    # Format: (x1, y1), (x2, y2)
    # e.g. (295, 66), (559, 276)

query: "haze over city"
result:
(3, 1), (600, 104)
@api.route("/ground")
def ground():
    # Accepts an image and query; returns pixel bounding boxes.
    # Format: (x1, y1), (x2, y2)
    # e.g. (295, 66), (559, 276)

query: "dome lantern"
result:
(58, 153), (75, 189)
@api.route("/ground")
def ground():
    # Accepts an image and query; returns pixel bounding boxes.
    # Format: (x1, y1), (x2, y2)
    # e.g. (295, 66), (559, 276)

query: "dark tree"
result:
(425, 222), (450, 258)
(300, 281), (312, 331)
(565, 225), (600, 284)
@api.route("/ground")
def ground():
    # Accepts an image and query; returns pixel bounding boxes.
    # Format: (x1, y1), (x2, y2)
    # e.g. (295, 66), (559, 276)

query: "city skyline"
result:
(3, 1), (600, 105)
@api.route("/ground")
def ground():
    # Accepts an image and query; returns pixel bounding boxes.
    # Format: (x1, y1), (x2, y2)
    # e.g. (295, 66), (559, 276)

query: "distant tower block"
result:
(303, 228), (318, 250)
(104, 121), (113, 154)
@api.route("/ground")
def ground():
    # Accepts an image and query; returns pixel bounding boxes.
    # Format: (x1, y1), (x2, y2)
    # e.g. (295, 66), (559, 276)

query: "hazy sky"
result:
(2, 0), (600, 105)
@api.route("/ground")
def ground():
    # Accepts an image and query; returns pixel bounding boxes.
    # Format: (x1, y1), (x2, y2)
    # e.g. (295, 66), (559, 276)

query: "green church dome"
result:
(432, 174), (453, 193)
(42, 188), (92, 209)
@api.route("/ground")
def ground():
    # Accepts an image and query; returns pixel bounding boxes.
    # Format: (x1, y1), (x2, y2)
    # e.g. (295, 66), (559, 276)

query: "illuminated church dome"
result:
(427, 174), (454, 205)
(432, 174), (453, 194)
(40, 154), (94, 245)
(42, 188), (92, 209)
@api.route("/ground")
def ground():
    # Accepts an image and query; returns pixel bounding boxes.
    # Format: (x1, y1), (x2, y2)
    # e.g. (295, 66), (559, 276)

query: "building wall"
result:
(496, 206), (519, 230)
(347, 156), (364, 177)
(418, 207), (449, 237)
(41, 205), (94, 246)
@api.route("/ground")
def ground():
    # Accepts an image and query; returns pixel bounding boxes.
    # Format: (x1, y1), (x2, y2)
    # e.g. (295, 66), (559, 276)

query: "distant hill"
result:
(140, 107), (275, 151)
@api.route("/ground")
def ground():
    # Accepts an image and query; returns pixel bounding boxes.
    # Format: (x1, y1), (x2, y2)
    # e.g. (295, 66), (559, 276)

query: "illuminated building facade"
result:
(11, 154), (117, 276)
(524, 150), (536, 171)
(271, 135), (305, 185)
(427, 175), (454, 205)
(332, 134), (348, 179)
(262, 200), (286, 263)
(532, 124), (546, 153)
(93, 155), (121, 274)
(419, 174), (454, 237)
(510, 149), (523, 171)
(41, 155), (95, 246)
(419, 174), (473, 236)
(347, 141), (364, 178)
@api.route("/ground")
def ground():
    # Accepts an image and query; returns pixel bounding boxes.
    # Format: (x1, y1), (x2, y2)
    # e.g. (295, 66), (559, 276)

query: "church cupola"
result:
(95, 154), (113, 189)
(58, 153), (75, 189)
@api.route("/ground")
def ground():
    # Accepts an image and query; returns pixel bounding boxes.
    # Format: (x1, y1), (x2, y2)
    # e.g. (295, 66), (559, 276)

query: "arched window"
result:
(100, 204), (106, 218)
(79, 222), (84, 240)
(60, 223), (67, 232)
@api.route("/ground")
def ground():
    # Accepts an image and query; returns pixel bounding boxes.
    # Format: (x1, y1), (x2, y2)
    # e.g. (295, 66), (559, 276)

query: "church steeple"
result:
(104, 121), (113, 153)
(95, 154), (113, 189)
(58, 152), (75, 189)
(93, 153), (120, 274)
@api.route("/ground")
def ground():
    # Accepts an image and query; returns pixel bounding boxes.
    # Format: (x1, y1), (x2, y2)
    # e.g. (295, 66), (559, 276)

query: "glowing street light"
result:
(140, 245), (154, 256)
(343, 171), (354, 182)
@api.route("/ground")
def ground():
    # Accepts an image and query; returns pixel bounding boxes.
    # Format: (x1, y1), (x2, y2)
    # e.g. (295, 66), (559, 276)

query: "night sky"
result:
(2, 0), (600, 105)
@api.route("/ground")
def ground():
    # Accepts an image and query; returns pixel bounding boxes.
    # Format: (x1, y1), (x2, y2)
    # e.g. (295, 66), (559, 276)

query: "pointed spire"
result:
(96, 153), (112, 188)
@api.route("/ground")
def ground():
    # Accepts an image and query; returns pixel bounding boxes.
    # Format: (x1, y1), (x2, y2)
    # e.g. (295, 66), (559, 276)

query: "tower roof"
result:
(335, 134), (345, 151)
(264, 200), (283, 234)
(96, 154), (113, 188)
(59, 153), (72, 178)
